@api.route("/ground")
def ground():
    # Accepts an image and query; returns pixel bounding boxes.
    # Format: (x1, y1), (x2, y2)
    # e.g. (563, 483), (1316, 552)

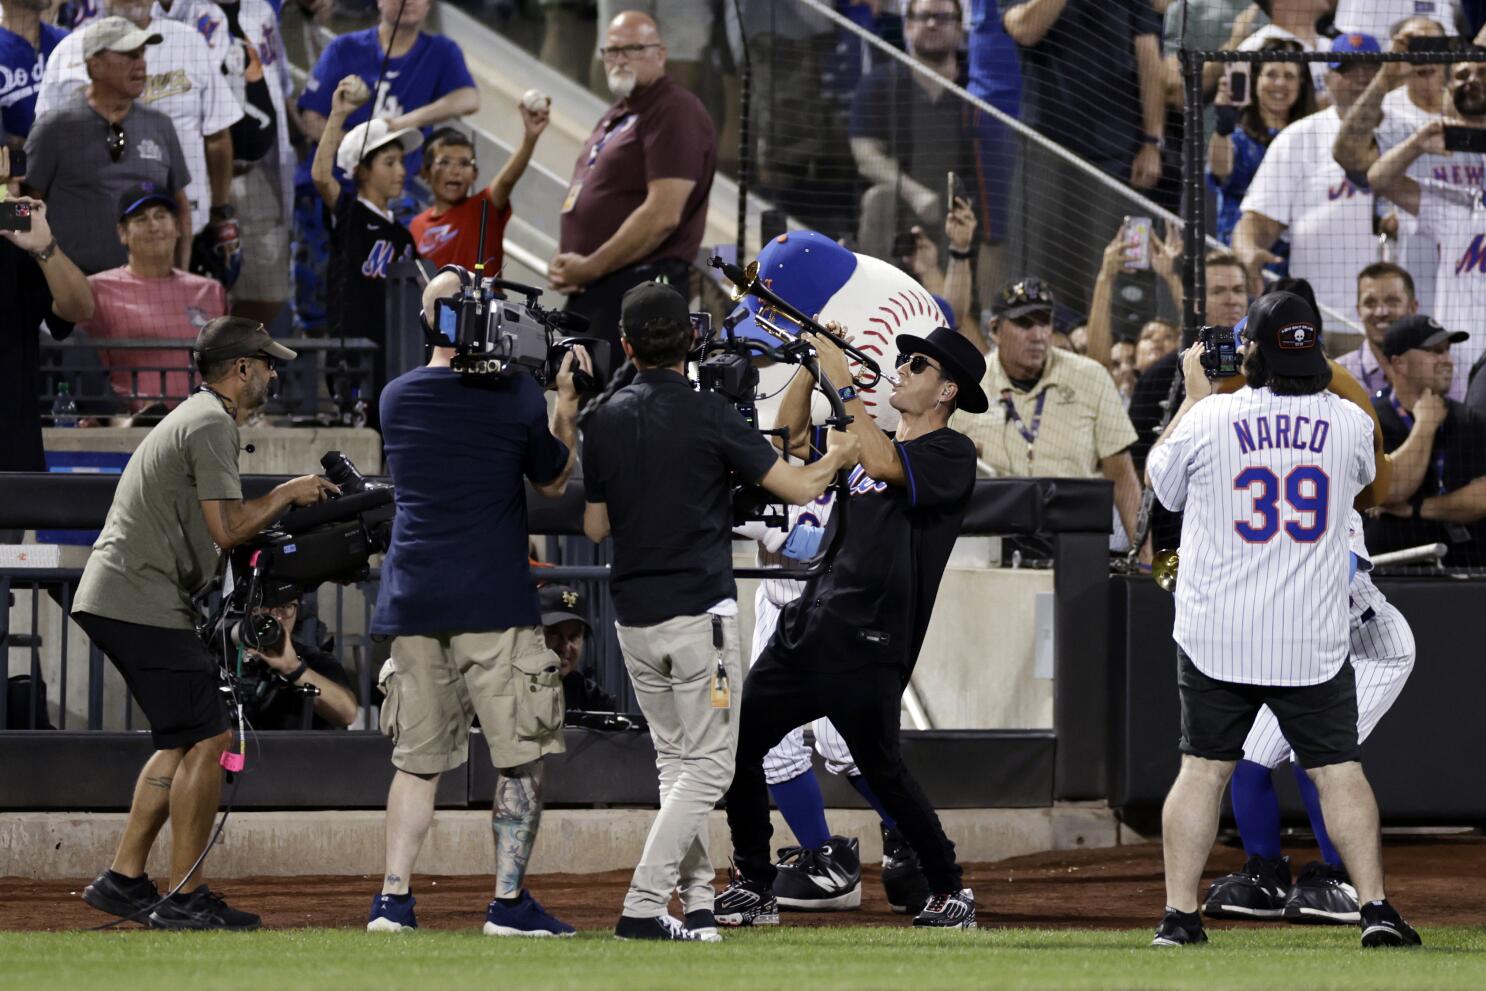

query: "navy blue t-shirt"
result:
(0, 22), (67, 139)
(372, 366), (567, 636)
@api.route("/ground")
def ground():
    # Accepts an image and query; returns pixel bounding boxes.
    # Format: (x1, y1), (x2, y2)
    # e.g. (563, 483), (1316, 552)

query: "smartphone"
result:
(0, 199), (32, 233)
(946, 171), (970, 210)
(1408, 35), (1455, 53)
(1122, 215), (1153, 271)
(891, 230), (917, 259)
(5, 147), (25, 178)
(1225, 65), (1251, 107)
(1443, 126), (1486, 153)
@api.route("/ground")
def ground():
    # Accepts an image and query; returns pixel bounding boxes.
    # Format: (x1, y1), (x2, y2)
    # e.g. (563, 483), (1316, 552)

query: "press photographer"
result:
(581, 281), (860, 940)
(364, 268), (591, 937)
(73, 317), (336, 931)
(237, 595), (358, 731)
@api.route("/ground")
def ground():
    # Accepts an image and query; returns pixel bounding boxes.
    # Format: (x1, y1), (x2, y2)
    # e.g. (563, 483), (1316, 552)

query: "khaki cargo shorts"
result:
(378, 626), (566, 774)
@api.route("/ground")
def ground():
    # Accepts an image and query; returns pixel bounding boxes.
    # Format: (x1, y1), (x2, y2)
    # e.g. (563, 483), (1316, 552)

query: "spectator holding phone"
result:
(894, 192), (978, 343)
(1209, 38), (1316, 246)
(0, 146), (93, 483)
(1369, 111), (1486, 399)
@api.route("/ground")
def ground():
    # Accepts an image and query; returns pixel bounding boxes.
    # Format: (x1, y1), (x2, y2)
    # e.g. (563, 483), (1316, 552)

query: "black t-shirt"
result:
(777, 427), (976, 675)
(327, 189), (417, 396)
(1128, 350), (1182, 551)
(0, 240), (74, 472)
(996, 0), (1160, 170)
(219, 0), (277, 164)
(241, 643), (354, 730)
(1368, 392), (1486, 567)
(563, 669), (618, 713)
(581, 369), (781, 627)
(847, 59), (978, 197)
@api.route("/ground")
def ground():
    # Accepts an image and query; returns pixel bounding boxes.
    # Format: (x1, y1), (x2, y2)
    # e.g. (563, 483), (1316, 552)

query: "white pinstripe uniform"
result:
(744, 488), (862, 785)
(1148, 388), (1376, 684)
(1242, 509), (1416, 767)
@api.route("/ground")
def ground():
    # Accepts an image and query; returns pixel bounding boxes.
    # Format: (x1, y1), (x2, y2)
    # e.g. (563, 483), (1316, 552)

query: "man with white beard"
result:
(550, 9), (716, 378)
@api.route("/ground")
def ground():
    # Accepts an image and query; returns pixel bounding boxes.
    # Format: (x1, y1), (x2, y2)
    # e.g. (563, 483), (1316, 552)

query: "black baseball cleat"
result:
(1151, 908), (1208, 947)
(1202, 855), (1291, 920)
(881, 825), (931, 915)
(615, 913), (710, 941)
(1283, 861), (1360, 925)
(773, 836), (862, 911)
(912, 888), (976, 929)
(1360, 900), (1422, 948)
(147, 885), (261, 931)
(81, 869), (161, 924)
(713, 868), (780, 927)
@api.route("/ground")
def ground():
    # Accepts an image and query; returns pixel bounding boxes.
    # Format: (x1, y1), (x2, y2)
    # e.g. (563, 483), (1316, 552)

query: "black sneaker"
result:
(81, 869), (161, 923)
(615, 913), (708, 941)
(881, 825), (931, 915)
(1283, 861), (1359, 925)
(912, 887), (976, 929)
(147, 885), (261, 931)
(714, 868), (780, 927)
(773, 836), (862, 911)
(1152, 907), (1208, 947)
(1202, 855), (1291, 920)
(684, 908), (721, 941)
(1360, 900), (1422, 948)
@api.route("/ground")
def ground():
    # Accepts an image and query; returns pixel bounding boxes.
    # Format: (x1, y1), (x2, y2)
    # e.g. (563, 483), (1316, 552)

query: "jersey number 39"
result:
(1234, 465), (1328, 543)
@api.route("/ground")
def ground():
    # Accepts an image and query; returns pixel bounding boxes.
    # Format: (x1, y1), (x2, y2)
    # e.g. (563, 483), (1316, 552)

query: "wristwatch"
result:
(209, 203), (237, 222)
(285, 659), (309, 683)
(947, 245), (975, 261)
(838, 385), (858, 404)
(1139, 132), (1165, 151)
(28, 237), (58, 263)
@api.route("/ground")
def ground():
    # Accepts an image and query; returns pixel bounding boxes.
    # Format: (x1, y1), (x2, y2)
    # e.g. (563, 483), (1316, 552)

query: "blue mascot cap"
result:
(726, 231), (858, 346)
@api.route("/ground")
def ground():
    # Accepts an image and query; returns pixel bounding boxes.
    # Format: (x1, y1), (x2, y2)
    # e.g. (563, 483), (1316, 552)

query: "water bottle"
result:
(51, 382), (78, 428)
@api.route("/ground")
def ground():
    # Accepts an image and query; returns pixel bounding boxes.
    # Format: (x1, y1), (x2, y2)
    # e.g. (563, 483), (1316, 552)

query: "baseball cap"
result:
(992, 277), (1055, 320)
(724, 231), (859, 346)
(539, 584), (591, 631)
(82, 16), (163, 59)
(1381, 314), (1467, 358)
(620, 281), (690, 335)
(1329, 32), (1381, 70)
(336, 118), (422, 177)
(1240, 290), (1327, 376)
(116, 181), (175, 222)
(194, 316), (297, 363)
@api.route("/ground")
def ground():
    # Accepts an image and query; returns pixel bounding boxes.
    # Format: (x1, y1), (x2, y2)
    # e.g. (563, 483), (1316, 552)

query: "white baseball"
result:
(521, 89), (551, 114)
(342, 75), (370, 104)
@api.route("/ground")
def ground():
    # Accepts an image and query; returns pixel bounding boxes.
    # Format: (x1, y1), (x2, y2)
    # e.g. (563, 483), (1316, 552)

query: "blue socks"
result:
(1231, 759), (1283, 861)
(768, 770), (831, 849)
(1292, 763), (1343, 867)
(847, 774), (896, 830)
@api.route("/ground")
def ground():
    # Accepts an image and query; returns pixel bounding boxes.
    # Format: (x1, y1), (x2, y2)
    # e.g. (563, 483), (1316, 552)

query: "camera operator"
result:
(73, 316), (336, 931)
(581, 281), (860, 941)
(241, 596), (358, 730)
(364, 269), (592, 937)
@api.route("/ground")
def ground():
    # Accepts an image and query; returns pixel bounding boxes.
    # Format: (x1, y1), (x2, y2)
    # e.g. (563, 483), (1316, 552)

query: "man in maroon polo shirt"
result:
(549, 9), (716, 376)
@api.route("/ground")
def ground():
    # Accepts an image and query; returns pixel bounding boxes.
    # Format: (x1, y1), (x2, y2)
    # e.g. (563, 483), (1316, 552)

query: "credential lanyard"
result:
(1387, 390), (1447, 495)
(1001, 387), (1049, 464)
(587, 113), (634, 166)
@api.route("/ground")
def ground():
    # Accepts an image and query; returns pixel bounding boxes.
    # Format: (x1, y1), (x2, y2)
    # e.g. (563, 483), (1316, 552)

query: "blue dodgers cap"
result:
(726, 231), (858, 345)
(1329, 32), (1381, 70)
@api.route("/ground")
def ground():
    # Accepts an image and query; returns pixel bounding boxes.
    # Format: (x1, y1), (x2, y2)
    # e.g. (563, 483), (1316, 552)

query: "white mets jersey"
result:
(1147, 387), (1375, 686)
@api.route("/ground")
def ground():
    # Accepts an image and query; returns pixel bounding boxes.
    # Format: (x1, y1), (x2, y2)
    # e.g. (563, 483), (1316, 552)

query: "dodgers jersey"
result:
(1409, 181), (1486, 400)
(1148, 388), (1375, 686)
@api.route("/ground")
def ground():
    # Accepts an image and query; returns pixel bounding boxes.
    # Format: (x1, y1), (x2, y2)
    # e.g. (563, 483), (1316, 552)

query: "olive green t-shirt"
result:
(74, 392), (243, 629)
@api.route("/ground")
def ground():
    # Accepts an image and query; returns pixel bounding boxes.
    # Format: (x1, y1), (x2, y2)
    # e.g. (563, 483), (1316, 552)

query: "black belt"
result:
(1359, 606), (1376, 624)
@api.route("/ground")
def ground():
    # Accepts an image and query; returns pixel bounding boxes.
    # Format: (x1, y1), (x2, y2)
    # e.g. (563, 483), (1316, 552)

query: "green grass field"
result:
(3, 926), (1485, 991)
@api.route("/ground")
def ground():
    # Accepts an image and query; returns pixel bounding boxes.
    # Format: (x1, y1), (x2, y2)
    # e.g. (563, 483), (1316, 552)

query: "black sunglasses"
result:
(895, 353), (941, 375)
(105, 123), (126, 163)
(244, 353), (277, 372)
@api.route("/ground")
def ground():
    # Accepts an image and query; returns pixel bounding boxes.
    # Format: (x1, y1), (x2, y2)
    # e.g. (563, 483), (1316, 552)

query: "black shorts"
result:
(1177, 650), (1360, 769)
(73, 611), (230, 750)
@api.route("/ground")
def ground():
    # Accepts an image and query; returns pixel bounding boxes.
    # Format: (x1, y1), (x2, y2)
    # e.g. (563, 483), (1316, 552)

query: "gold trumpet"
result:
(710, 256), (887, 389)
(1152, 549), (1180, 593)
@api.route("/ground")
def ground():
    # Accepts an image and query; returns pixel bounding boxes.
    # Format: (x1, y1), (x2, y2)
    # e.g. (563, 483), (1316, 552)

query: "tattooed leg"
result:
(112, 748), (185, 877)
(382, 770), (440, 895)
(492, 762), (544, 900)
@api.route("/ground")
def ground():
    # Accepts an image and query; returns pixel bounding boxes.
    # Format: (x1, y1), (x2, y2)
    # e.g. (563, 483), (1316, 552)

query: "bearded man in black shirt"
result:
(715, 326), (987, 932)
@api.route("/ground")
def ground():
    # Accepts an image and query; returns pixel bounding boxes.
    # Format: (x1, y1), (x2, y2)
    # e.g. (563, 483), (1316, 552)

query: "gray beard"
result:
(607, 71), (636, 100)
